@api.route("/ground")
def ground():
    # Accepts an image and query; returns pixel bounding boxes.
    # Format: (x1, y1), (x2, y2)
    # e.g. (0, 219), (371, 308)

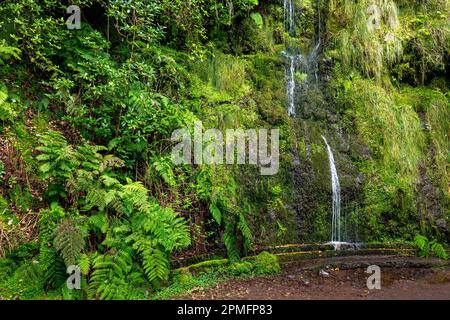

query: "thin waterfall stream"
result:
(283, 0), (299, 117)
(322, 136), (342, 244)
(283, 0), (322, 117)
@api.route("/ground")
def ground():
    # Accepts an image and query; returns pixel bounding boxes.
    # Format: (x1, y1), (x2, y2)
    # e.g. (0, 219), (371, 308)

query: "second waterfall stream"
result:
(322, 136), (342, 245)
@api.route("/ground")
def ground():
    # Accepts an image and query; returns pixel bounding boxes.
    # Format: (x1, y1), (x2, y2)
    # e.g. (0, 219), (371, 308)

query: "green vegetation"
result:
(414, 234), (448, 260)
(154, 251), (280, 300)
(0, 0), (448, 300)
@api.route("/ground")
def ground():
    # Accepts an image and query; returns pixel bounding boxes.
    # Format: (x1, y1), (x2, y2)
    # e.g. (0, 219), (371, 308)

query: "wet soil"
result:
(180, 256), (450, 300)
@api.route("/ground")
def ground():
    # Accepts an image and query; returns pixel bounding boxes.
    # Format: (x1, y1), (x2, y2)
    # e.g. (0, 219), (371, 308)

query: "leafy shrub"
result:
(414, 234), (448, 259)
(0, 84), (18, 123)
(0, 41), (20, 64)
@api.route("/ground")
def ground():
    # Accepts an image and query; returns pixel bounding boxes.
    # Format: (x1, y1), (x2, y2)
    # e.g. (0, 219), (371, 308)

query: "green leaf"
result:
(39, 162), (51, 173)
(209, 203), (222, 225)
(250, 12), (263, 28)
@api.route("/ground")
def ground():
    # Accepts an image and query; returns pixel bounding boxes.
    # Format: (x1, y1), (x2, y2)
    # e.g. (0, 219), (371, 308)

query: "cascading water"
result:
(283, 0), (299, 117)
(286, 54), (297, 116)
(283, 0), (323, 116)
(286, 0), (352, 247)
(284, 0), (295, 35)
(322, 136), (342, 245)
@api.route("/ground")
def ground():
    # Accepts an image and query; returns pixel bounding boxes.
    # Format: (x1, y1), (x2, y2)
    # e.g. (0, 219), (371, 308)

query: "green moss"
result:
(176, 258), (228, 276)
(401, 87), (449, 191)
(227, 261), (254, 276)
(247, 251), (281, 275)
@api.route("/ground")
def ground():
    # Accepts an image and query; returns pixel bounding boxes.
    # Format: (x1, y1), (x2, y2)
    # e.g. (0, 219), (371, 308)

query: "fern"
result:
(197, 167), (253, 260)
(88, 213), (109, 234)
(0, 40), (20, 64)
(223, 221), (240, 262)
(40, 247), (67, 290)
(237, 210), (253, 255)
(120, 179), (151, 214)
(37, 204), (68, 289)
(88, 250), (133, 300)
(414, 234), (430, 257)
(133, 238), (169, 282)
(36, 131), (79, 198)
(76, 144), (107, 173)
(0, 83), (18, 122)
(78, 253), (91, 276)
(209, 202), (222, 225)
(150, 155), (176, 187)
(127, 202), (190, 282)
(430, 241), (448, 260)
(414, 234), (448, 259)
(414, 234), (428, 251)
(54, 219), (85, 266)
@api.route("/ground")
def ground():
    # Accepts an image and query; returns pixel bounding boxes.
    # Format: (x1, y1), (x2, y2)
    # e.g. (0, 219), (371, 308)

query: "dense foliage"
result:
(0, 0), (448, 299)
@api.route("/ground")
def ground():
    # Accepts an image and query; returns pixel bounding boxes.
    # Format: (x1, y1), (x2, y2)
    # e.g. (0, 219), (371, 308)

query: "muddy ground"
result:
(180, 256), (450, 300)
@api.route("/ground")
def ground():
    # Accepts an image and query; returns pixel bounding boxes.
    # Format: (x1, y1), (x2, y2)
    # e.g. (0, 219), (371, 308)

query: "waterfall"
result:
(286, 54), (297, 116)
(308, 40), (321, 84)
(283, 0), (324, 116)
(284, 0), (295, 36)
(322, 136), (342, 244)
(283, 0), (299, 116)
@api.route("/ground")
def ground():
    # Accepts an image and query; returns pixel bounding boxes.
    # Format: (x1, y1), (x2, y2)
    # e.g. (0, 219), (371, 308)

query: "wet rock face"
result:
(290, 130), (364, 242)
(417, 166), (449, 239)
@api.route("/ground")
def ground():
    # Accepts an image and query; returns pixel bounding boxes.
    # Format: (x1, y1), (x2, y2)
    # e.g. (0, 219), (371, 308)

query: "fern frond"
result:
(88, 213), (109, 234)
(78, 253), (91, 275)
(88, 250), (133, 300)
(223, 222), (240, 262)
(134, 236), (170, 282)
(54, 219), (85, 266)
(209, 202), (222, 225)
(237, 211), (253, 254)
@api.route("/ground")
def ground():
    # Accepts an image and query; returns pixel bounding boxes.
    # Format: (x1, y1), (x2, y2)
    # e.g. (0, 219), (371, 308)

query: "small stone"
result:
(319, 270), (331, 278)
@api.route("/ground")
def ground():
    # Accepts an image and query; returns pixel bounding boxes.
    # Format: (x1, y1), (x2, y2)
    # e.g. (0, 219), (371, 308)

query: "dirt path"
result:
(180, 256), (450, 300)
